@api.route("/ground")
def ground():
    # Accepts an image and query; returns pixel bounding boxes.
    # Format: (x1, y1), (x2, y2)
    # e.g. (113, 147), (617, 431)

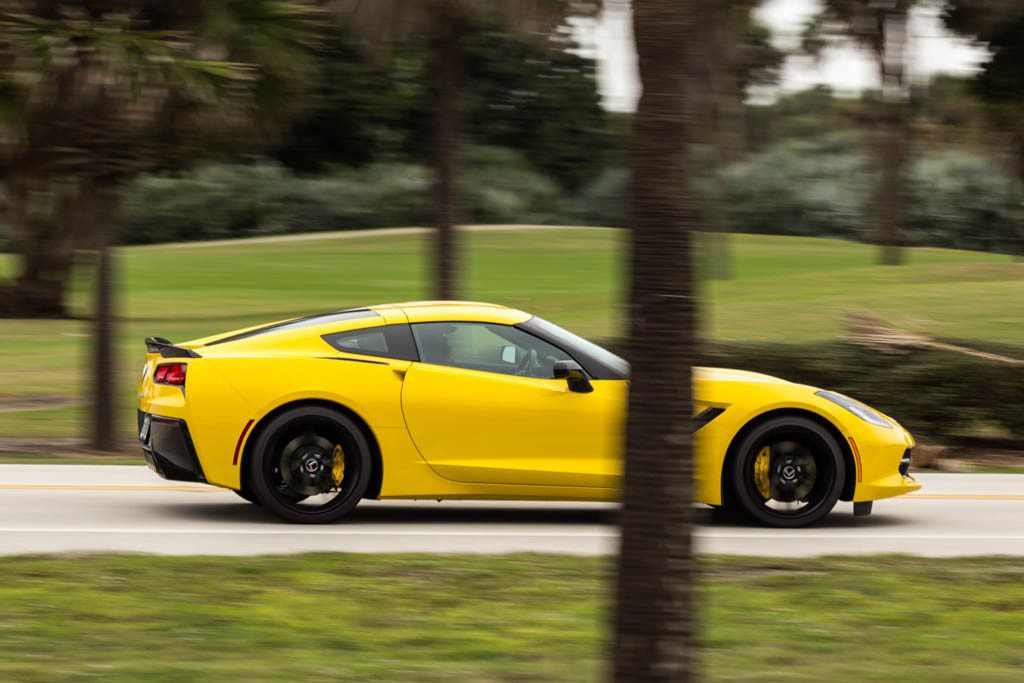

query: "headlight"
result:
(815, 390), (893, 428)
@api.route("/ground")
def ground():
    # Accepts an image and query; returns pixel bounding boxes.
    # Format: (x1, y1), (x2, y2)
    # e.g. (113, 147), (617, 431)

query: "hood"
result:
(694, 367), (791, 384)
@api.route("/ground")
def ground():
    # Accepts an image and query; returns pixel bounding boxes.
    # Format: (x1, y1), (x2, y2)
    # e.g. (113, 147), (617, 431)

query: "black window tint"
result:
(520, 316), (629, 379)
(411, 322), (574, 379)
(327, 329), (389, 355)
(323, 324), (419, 362)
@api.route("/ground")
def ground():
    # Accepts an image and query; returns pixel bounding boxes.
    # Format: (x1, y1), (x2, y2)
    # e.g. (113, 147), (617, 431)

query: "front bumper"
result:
(138, 410), (207, 483)
(853, 433), (921, 502)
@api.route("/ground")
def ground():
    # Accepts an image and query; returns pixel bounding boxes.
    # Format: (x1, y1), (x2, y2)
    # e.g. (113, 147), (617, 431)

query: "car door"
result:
(400, 321), (626, 488)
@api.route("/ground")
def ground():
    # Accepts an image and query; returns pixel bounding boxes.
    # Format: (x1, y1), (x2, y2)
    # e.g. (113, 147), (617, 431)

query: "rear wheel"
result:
(249, 407), (372, 524)
(729, 417), (845, 528)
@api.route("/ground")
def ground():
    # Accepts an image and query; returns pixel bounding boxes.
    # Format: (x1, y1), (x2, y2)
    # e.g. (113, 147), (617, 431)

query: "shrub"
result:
(120, 147), (564, 245)
(721, 132), (871, 240)
(567, 167), (628, 227)
(461, 146), (564, 225)
(907, 152), (1023, 253)
(591, 338), (1024, 441)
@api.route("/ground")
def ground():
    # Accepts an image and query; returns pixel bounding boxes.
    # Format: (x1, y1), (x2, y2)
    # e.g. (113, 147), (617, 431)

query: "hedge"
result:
(591, 339), (1024, 442)
(700, 340), (1024, 441)
(120, 146), (563, 245)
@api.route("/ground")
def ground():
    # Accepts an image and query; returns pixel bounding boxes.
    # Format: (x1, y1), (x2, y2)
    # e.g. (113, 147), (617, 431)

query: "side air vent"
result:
(693, 407), (726, 433)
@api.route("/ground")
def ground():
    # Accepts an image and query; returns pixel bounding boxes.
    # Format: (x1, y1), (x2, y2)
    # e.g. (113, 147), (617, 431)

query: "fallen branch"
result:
(843, 311), (1024, 365)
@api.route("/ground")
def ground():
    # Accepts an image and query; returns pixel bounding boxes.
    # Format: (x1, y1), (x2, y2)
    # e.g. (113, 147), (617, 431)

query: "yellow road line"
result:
(0, 484), (218, 492)
(0, 486), (1021, 501)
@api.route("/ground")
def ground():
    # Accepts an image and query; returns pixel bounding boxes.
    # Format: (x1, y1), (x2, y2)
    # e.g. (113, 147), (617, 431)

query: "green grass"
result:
(1, 228), (1022, 444)
(1, 553), (1023, 681)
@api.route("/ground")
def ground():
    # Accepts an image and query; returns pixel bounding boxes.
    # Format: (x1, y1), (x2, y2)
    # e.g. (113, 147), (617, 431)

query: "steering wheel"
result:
(513, 348), (537, 376)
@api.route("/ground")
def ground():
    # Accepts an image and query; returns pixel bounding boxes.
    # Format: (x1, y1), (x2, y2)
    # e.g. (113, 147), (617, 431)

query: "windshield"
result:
(528, 317), (630, 377)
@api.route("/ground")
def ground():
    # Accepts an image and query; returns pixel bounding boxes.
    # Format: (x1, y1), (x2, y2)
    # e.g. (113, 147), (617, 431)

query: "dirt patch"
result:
(0, 394), (78, 413)
(0, 436), (137, 456)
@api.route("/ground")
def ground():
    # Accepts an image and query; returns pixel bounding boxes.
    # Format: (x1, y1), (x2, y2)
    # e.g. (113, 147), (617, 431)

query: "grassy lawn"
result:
(0, 553), (1023, 681)
(1, 228), (1022, 444)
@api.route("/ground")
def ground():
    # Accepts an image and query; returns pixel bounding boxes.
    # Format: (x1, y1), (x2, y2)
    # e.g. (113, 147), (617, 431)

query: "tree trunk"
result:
(431, 0), (463, 301)
(1013, 131), (1024, 260)
(697, 0), (737, 282)
(0, 177), (76, 318)
(875, 8), (909, 266)
(89, 189), (119, 452)
(613, 0), (698, 681)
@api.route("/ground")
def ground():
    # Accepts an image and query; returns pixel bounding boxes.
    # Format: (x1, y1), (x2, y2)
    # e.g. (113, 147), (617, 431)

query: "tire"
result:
(729, 416), (845, 528)
(249, 406), (372, 524)
(233, 488), (261, 505)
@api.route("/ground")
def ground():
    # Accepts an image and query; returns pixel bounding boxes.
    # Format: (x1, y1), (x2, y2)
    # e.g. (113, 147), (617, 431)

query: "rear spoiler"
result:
(145, 337), (202, 358)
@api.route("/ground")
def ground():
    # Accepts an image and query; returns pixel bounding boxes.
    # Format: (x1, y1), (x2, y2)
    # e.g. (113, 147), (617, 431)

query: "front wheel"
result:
(729, 416), (845, 528)
(233, 488), (261, 505)
(249, 407), (372, 524)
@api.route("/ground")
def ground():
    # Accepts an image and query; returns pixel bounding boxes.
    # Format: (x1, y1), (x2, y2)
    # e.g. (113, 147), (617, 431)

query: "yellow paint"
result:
(138, 301), (921, 506)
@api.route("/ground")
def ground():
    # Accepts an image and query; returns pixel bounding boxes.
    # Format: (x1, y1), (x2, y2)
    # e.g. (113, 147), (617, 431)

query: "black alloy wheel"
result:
(729, 416), (846, 528)
(249, 406), (371, 524)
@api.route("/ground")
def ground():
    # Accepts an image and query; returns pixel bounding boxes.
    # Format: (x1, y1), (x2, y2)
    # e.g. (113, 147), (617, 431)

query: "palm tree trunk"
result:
(875, 8), (909, 266)
(701, 0), (737, 282)
(1013, 132), (1024, 260)
(89, 188), (119, 452)
(875, 104), (907, 265)
(431, 0), (463, 300)
(613, 1), (698, 681)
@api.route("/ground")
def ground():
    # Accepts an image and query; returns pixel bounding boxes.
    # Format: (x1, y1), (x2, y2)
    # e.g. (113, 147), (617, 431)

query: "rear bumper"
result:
(138, 410), (206, 483)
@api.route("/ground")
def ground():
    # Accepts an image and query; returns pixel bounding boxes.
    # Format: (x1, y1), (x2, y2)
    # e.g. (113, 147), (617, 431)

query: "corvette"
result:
(138, 300), (919, 527)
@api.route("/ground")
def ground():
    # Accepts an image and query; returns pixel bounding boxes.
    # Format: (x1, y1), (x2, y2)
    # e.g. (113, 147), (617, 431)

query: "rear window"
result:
(325, 328), (389, 356)
(322, 324), (419, 361)
(205, 309), (377, 346)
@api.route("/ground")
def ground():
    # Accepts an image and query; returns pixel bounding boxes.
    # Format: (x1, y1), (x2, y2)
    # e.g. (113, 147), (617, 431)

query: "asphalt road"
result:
(0, 465), (1021, 557)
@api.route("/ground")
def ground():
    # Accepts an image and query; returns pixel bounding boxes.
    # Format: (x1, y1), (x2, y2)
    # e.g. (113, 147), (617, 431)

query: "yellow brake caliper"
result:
(331, 444), (345, 488)
(754, 446), (771, 500)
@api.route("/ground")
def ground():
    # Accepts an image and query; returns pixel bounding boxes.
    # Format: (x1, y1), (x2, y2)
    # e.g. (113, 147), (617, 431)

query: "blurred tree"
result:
(944, 1), (1024, 256)
(691, 0), (782, 280)
(276, 21), (611, 192)
(613, 0), (698, 680)
(335, 0), (597, 300)
(0, 2), (317, 318)
(272, 28), (425, 171)
(0, 1), (318, 449)
(805, 0), (917, 265)
(462, 20), (610, 191)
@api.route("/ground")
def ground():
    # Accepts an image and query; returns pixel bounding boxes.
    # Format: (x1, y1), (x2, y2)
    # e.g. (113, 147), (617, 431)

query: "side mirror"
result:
(553, 360), (593, 393)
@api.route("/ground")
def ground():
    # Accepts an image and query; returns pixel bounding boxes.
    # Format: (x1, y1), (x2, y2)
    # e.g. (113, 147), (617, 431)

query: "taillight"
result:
(154, 363), (187, 386)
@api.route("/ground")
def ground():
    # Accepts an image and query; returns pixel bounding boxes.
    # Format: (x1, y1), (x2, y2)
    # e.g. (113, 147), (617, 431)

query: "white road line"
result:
(0, 527), (611, 537)
(2, 527), (1024, 542)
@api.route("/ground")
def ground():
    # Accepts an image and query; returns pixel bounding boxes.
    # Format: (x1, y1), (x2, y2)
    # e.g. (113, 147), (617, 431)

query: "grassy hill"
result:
(1, 227), (1022, 444)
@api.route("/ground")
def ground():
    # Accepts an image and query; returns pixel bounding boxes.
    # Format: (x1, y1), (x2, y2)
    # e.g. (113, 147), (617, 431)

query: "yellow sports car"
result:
(138, 301), (919, 527)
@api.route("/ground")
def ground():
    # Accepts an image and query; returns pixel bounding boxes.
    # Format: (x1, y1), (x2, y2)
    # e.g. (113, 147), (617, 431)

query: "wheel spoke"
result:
(751, 434), (832, 518)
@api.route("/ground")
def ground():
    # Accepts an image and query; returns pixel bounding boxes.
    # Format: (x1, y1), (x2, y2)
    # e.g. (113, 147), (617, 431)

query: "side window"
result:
(323, 324), (418, 361)
(411, 322), (574, 379)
